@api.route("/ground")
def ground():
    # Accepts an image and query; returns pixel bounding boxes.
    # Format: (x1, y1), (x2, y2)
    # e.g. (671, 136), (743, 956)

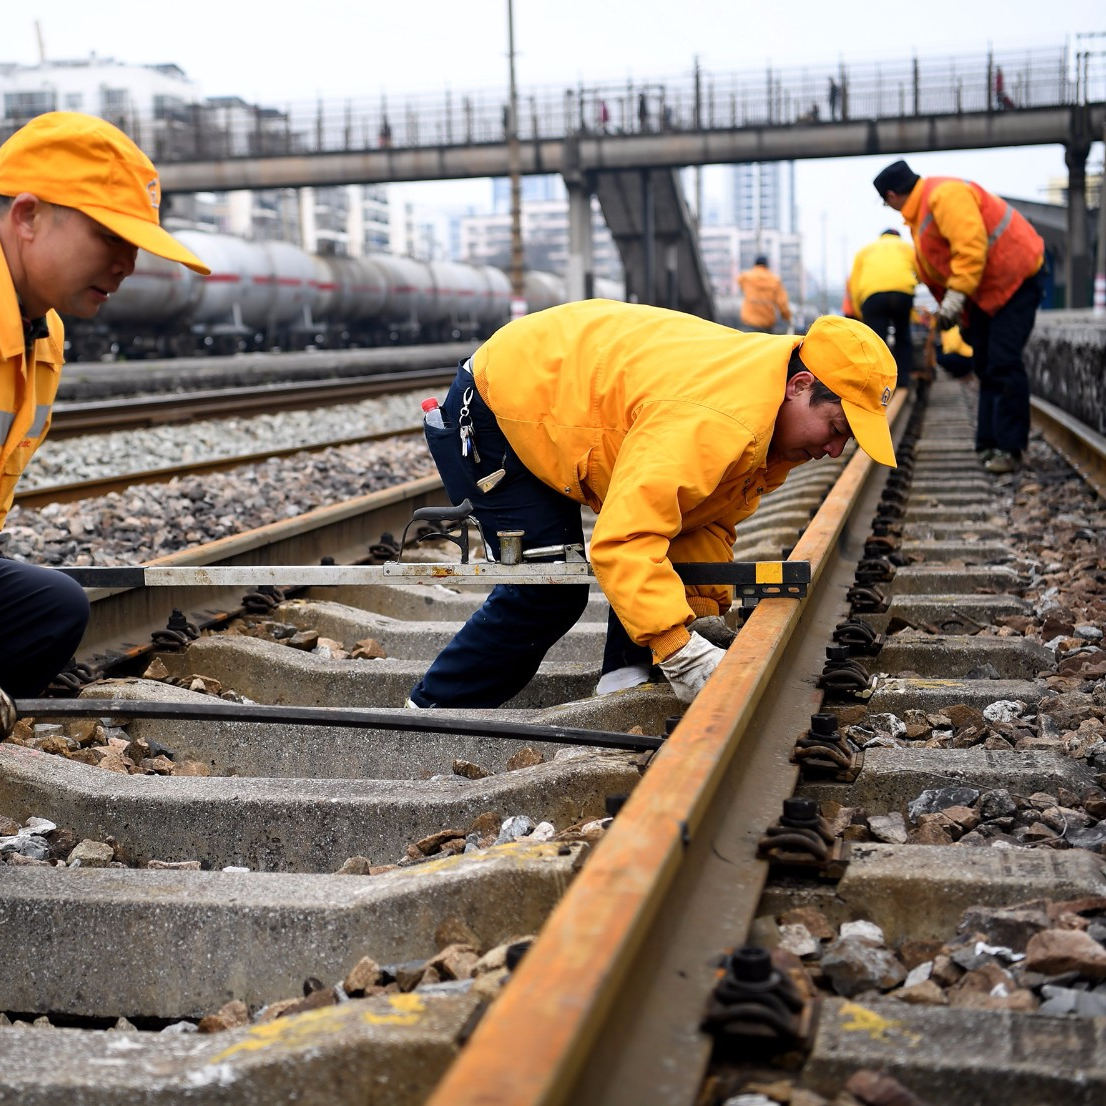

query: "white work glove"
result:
(785, 321), (796, 336)
(658, 631), (726, 704)
(595, 664), (652, 696)
(935, 290), (967, 330)
(690, 615), (737, 650)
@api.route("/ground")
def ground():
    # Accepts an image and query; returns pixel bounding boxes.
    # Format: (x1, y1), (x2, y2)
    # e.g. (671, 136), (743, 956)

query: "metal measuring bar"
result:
(52, 560), (810, 596)
(9, 698), (664, 752)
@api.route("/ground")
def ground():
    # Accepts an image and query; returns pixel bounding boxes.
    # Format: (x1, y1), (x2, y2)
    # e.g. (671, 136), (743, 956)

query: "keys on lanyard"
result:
(459, 387), (481, 463)
(457, 383), (504, 492)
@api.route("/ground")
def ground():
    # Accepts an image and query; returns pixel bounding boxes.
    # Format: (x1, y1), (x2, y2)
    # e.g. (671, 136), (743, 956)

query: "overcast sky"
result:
(12, 1), (1105, 290)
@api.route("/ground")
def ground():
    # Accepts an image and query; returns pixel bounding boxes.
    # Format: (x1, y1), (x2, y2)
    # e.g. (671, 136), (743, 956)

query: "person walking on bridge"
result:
(406, 301), (897, 709)
(0, 112), (210, 701)
(847, 229), (919, 386)
(874, 158), (1045, 474)
(738, 255), (792, 333)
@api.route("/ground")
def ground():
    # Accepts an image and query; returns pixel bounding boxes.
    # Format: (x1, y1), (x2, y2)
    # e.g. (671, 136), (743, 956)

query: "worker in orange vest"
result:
(874, 159), (1045, 475)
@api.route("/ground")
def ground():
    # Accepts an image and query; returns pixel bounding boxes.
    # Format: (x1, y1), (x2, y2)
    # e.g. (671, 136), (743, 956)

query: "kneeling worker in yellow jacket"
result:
(407, 301), (897, 709)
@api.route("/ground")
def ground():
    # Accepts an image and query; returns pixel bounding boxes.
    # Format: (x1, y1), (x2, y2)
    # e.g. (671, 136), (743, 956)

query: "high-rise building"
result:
(491, 174), (565, 213)
(732, 162), (783, 232)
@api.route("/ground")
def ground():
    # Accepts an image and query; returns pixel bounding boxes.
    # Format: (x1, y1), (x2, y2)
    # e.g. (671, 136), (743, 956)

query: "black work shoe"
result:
(984, 450), (1019, 474)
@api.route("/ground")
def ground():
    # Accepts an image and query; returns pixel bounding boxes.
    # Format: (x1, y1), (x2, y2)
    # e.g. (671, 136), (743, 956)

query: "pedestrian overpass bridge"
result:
(105, 43), (1106, 313)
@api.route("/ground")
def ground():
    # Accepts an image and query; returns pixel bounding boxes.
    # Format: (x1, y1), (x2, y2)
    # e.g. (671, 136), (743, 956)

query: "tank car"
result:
(310, 254), (389, 347)
(523, 271), (568, 313)
(59, 225), (626, 360)
(362, 253), (437, 344)
(81, 250), (202, 359)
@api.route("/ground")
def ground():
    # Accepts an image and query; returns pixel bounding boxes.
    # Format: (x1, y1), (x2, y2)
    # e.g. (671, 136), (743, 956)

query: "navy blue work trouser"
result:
(408, 363), (650, 707)
(964, 271), (1044, 455)
(860, 291), (914, 386)
(0, 558), (90, 696)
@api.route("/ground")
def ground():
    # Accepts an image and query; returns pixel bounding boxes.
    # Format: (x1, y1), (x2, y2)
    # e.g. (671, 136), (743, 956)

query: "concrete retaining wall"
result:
(1026, 310), (1106, 435)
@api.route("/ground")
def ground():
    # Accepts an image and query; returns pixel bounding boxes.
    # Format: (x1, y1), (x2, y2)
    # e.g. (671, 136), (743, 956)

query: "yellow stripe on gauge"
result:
(755, 562), (783, 585)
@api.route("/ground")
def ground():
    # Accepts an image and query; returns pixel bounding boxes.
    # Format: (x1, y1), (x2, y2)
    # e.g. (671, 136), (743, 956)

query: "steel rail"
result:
(48, 367), (454, 436)
(1031, 394), (1106, 501)
(13, 426), (423, 509)
(426, 391), (908, 1106)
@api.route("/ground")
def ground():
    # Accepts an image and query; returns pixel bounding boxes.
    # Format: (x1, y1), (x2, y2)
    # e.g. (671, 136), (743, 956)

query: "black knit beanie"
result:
(872, 160), (920, 197)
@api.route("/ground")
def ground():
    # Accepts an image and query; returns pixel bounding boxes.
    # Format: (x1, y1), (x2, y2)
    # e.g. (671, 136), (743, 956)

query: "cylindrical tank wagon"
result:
(62, 227), (625, 361)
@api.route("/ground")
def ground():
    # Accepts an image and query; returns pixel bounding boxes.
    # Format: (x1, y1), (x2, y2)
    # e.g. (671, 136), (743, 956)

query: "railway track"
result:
(12, 425), (424, 510)
(2, 373), (1106, 1105)
(49, 367), (456, 438)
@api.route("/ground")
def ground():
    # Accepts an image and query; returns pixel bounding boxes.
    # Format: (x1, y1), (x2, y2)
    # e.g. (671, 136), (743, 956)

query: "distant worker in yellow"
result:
(738, 255), (792, 333)
(874, 159), (1045, 475)
(847, 229), (918, 386)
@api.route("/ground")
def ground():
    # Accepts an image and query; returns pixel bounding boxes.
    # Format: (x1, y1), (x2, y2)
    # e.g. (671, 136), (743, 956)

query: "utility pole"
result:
(506, 0), (526, 318)
(820, 210), (828, 315)
(1095, 124), (1106, 316)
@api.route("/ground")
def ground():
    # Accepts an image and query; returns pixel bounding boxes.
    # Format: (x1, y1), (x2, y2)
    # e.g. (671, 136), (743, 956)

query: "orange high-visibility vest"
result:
(911, 177), (1043, 314)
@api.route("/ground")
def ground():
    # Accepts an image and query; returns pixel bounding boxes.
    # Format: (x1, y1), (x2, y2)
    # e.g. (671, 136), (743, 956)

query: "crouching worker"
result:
(0, 112), (210, 698)
(406, 301), (897, 709)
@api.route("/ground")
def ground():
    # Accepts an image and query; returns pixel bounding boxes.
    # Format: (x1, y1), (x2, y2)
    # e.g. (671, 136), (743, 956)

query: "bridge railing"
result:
(1, 44), (1101, 166)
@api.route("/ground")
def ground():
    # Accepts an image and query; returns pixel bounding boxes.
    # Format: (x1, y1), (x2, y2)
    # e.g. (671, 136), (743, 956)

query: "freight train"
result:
(64, 227), (627, 361)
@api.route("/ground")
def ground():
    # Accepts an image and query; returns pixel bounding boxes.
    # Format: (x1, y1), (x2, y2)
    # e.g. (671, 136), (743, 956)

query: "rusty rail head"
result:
(426, 392), (907, 1106)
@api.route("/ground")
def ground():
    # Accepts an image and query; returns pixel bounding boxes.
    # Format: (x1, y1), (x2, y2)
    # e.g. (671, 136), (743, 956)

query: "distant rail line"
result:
(48, 367), (455, 438)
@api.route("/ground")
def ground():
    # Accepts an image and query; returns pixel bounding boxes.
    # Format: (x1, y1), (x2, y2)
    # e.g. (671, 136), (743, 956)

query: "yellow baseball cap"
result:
(0, 112), (210, 275)
(798, 316), (897, 467)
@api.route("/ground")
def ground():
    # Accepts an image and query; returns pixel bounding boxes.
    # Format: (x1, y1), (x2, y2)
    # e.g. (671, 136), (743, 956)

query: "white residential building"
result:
(457, 195), (623, 283)
(0, 56), (390, 254)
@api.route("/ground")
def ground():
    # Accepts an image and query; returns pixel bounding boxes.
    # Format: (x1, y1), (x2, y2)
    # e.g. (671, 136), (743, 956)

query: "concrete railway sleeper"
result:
(1, 370), (1106, 1104)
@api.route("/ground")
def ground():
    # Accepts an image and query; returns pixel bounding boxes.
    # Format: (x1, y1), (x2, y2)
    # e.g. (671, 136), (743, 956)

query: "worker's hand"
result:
(0, 686), (15, 740)
(935, 290), (967, 330)
(690, 615), (737, 650)
(785, 322), (796, 336)
(658, 632), (727, 704)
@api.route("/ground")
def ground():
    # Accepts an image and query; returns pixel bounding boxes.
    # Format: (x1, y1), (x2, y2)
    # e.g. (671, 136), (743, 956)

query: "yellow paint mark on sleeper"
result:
(211, 994), (428, 1063)
(383, 839), (565, 879)
(362, 993), (426, 1026)
(838, 1001), (921, 1045)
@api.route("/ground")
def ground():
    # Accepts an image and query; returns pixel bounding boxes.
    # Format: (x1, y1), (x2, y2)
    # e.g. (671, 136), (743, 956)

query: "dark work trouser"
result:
(0, 558), (90, 696)
(860, 291), (914, 386)
(936, 349), (973, 379)
(407, 363), (650, 708)
(963, 271), (1044, 455)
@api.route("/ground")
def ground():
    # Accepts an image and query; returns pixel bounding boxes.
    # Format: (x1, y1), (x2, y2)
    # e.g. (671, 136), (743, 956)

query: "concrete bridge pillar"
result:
(1064, 111), (1093, 308)
(640, 171), (655, 304)
(561, 136), (595, 302)
(565, 181), (595, 302)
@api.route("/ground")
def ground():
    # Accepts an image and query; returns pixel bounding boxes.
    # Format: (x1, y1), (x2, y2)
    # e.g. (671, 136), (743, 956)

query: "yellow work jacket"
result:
(471, 300), (803, 662)
(900, 177), (1044, 314)
(0, 252), (65, 530)
(848, 234), (918, 311)
(738, 265), (791, 330)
